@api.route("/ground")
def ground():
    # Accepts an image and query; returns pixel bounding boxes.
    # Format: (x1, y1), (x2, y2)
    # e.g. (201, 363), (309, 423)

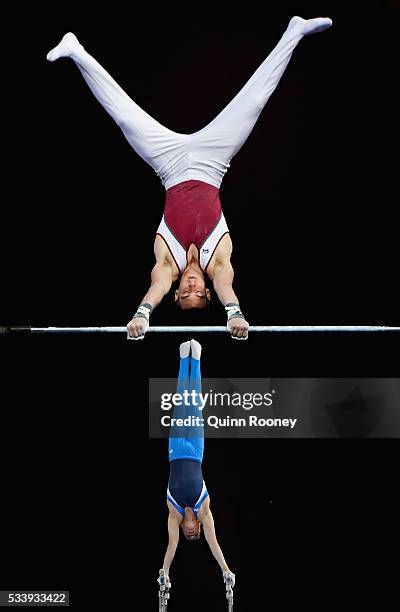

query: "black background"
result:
(1, 1), (399, 609)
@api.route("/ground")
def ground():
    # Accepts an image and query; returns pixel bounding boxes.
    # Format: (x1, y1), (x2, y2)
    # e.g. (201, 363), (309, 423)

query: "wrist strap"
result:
(133, 303), (153, 321)
(225, 303), (245, 321)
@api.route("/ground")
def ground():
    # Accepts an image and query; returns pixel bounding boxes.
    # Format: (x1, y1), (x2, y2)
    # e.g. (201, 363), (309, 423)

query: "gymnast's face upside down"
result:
(174, 266), (211, 310)
(181, 507), (201, 541)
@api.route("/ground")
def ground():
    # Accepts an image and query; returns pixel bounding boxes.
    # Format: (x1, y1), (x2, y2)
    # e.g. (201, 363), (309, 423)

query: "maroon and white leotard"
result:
(156, 180), (229, 274)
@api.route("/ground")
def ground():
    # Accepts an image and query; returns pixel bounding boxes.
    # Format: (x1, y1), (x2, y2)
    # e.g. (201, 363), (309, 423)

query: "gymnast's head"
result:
(175, 267), (210, 310)
(181, 507), (201, 541)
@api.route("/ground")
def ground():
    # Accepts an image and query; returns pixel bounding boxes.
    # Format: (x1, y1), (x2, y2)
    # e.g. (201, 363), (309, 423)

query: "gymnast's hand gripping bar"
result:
(1, 325), (400, 334)
(158, 570), (171, 612)
(224, 573), (234, 611)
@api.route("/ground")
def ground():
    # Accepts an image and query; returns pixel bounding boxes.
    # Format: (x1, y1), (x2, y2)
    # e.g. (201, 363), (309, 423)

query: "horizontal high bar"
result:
(2, 325), (400, 334)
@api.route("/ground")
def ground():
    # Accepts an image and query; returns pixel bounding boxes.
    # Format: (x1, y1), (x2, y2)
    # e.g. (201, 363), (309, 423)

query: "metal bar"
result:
(28, 325), (400, 333)
(2, 325), (400, 334)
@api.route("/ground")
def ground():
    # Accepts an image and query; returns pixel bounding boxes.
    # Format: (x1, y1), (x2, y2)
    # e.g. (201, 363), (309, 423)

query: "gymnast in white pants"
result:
(47, 16), (332, 340)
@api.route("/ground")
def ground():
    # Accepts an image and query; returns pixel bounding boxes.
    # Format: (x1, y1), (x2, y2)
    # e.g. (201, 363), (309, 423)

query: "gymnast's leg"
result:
(46, 33), (185, 174)
(191, 16), (332, 177)
(168, 340), (204, 461)
(176, 340), (190, 395)
(188, 339), (204, 460)
(168, 341), (191, 458)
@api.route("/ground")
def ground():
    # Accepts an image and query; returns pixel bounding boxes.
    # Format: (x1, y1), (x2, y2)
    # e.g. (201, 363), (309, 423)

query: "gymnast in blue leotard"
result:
(160, 339), (235, 590)
(167, 341), (208, 524)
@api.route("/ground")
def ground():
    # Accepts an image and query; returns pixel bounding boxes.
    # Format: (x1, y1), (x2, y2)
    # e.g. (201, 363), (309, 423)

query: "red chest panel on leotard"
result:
(164, 180), (222, 250)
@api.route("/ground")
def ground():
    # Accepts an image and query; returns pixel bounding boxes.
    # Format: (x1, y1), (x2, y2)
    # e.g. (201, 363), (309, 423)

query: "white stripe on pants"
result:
(66, 22), (305, 190)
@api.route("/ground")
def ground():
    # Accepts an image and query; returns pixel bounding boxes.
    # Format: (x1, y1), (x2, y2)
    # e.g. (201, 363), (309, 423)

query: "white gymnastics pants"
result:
(58, 20), (314, 191)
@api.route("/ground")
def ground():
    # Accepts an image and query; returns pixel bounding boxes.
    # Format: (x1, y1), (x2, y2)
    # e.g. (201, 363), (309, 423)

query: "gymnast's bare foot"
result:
(289, 16), (333, 36)
(46, 32), (83, 62)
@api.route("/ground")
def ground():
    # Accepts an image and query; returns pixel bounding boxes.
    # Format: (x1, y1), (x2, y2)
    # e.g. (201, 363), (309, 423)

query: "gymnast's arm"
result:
(210, 255), (249, 340)
(127, 238), (176, 338)
(211, 259), (238, 305)
(200, 507), (231, 573)
(162, 512), (180, 574)
(127, 261), (173, 338)
(142, 260), (174, 309)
